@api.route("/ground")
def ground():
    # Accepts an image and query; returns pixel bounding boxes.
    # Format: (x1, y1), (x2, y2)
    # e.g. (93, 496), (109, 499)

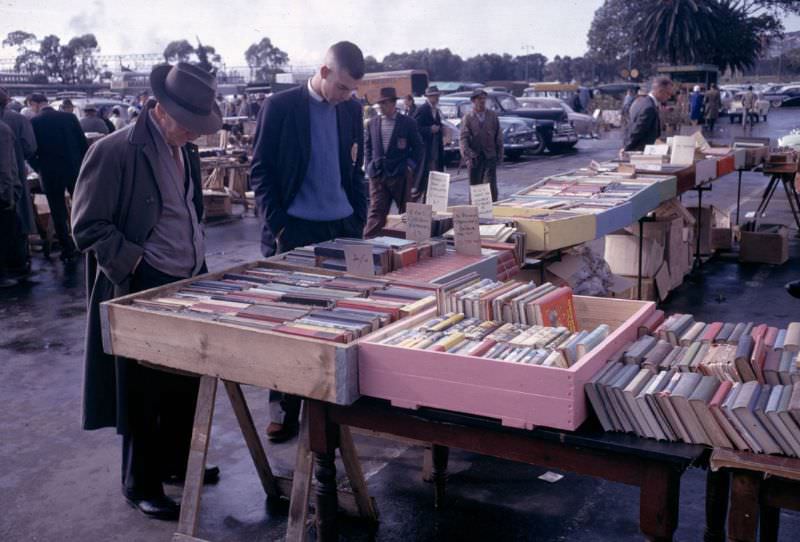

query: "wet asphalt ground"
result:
(1, 108), (800, 541)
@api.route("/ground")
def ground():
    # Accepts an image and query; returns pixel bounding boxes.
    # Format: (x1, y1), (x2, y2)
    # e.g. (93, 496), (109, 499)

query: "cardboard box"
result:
(687, 205), (729, 256)
(739, 223), (789, 265)
(604, 232), (664, 278)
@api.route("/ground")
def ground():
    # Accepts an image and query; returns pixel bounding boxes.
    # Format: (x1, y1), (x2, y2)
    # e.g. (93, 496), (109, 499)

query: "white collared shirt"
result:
(308, 79), (325, 103)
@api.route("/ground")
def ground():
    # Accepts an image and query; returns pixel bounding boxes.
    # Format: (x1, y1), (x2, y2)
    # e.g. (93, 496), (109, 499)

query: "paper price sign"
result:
(344, 244), (375, 276)
(406, 202), (433, 242)
(469, 183), (494, 219)
(425, 171), (451, 213)
(452, 205), (482, 256)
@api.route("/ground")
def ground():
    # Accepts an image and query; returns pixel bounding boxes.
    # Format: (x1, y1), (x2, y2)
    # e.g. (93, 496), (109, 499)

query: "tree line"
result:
(3, 1), (800, 87)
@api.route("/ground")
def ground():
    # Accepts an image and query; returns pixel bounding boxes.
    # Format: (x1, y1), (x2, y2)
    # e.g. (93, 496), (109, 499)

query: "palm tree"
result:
(638, 0), (721, 65)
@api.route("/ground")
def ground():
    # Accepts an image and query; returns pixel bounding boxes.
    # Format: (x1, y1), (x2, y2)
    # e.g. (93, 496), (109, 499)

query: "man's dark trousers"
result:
(364, 169), (412, 238)
(121, 260), (200, 499)
(270, 215), (362, 425)
(41, 173), (77, 254)
(468, 156), (499, 202)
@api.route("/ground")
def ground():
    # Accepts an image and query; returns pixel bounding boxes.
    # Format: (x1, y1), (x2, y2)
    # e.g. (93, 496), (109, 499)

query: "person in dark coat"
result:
(0, 121), (21, 287)
(363, 87), (424, 238)
(0, 86), (37, 278)
(71, 62), (223, 520)
(29, 93), (88, 260)
(250, 41), (368, 441)
(623, 76), (673, 152)
(412, 85), (445, 200)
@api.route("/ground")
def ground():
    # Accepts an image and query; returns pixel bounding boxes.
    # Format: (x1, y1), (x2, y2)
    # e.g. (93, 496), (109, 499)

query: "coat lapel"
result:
(296, 86), (312, 169)
(336, 103), (352, 176)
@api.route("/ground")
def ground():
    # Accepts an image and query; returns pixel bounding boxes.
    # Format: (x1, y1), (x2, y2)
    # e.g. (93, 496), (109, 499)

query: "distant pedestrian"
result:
(689, 85), (704, 125)
(20, 95), (37, 118)
(110, 107), (126, 130)
(60, 99), (75, 114)
(363, 87), (423, 238)
(704, 84), (721, 133)
(99, 107), (116, 133)
(79, 105), (109, 134)
(29, 94), (88, 261)
(459, 88), (503, 202)
(741, 85), (756, 129)
(0, 86), (37, 279)
(404, 94), (417, 117)
(412, 85), (445, 201)
(621, 87), (638, 127)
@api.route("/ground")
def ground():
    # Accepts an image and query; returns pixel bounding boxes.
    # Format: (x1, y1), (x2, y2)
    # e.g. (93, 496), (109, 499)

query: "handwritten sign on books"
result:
(426, 171), (451, 213)
(344, 244), (375, 276)
(452, 205), (482, 256)
(406, 202), (433, 242)
(469, 183), (494, 219)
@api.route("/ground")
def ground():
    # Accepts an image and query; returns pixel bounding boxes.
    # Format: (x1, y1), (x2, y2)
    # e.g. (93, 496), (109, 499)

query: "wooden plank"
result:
(285, 410), (313, 542)
(710, 448), (800, 481)
(176, 376), (217, 537)
(222, 380), (281, 498)
(338, 426), (379, 521)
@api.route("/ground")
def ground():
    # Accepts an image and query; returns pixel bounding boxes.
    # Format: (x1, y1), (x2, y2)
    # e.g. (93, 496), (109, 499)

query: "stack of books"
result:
(374, 311), (609, 369)
(130, 267), (436, 344)
(586, 363), (800, 456)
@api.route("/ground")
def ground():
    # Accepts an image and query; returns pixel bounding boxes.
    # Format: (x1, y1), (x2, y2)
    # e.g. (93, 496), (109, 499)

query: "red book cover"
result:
(533, 286), (578, 331)
(468, 339), (497, 357)
(750, 323), (767, 342)
(701, 322), (723, 343)
(764, 326), (779, 348)
(709, 381), (733, 409)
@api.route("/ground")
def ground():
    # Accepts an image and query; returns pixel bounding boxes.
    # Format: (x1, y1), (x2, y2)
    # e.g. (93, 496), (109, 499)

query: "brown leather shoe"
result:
(266, 422), (298, 443)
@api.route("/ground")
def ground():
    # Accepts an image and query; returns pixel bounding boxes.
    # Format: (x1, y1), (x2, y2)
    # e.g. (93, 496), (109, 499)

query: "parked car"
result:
(759, 84), (790, 108)
(49, 98), (132, 123)
(498, 116), (541, 159)
(518, 97), (598, 137)
(777, 85), (800, 107)
(443, 91), (577, 153)
(727, 92), (770, 123)
(395, 96), (461, 161)
(778, 129), (800, 149)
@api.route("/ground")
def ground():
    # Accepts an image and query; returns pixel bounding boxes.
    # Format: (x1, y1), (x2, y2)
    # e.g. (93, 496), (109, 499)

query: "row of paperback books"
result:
(372, 309), (609, 368)
(513, 172), (666, 206)
(586, 363), (800, 457)
(648, 314), (800, 384)
(130, 266), (435, 344)
(438, 277), (579, 331)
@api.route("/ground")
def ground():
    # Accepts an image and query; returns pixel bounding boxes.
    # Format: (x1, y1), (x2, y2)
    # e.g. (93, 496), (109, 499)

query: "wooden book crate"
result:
(358, 296), (655, 431)
(100, 261), (436, 405)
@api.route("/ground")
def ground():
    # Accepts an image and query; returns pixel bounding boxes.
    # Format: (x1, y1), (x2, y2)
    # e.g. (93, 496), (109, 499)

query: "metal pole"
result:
(638, 218), (644, 300)
(736, 170), (743, 225)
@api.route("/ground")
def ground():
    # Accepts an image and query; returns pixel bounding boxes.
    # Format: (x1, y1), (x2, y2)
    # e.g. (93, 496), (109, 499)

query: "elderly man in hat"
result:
(459, 88), (503, 201)
(250, 40), (368, 441)
(363, 87), (423, 238)
(79, 103), (109, 134)
(71, 62), (223, 520)
(29, 93), (88, 261)
(411, 85), (445, 200)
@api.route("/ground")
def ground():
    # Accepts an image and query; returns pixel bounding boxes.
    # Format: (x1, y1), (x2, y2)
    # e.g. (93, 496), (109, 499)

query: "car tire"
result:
(528, 137), (547, 155)
(771, 100), (783, 108)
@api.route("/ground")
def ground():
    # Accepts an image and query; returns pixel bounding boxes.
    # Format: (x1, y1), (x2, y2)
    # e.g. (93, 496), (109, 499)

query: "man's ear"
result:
(320, 65), (330, 79)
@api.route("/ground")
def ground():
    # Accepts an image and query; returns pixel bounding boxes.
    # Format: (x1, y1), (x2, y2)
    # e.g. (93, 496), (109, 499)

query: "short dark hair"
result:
(652, 76), (673, 91)
(329, 41), (365, 80)
(29, 93), (48, 104)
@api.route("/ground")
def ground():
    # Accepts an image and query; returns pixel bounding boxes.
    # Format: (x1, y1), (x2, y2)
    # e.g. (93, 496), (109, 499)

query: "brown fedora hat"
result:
(150, 62), (222, 135)
(424, 85), (441, 96)
(376, 87), (398, 103)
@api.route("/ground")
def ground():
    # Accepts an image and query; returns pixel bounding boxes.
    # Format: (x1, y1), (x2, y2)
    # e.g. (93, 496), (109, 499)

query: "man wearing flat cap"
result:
(412, 85), (445, 200)
(460, 88), (503, 201)
(71, 62), (223, 520)
(363, 87), (423, 238)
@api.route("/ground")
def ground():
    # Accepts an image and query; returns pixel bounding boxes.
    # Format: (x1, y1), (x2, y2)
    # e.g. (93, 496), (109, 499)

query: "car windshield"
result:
(498, 95), (520, 111)
(521, 99), (560, 109)
(439, 103), (464, 118)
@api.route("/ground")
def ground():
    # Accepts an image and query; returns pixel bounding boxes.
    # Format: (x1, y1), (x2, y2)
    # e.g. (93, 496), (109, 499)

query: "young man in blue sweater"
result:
(250, 41), (368, 441)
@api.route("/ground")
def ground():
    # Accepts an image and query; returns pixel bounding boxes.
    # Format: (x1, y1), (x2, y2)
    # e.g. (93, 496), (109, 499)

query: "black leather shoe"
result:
(266, 422), (298, 443)
(164, 465), (220, 485)
(124, 494), (180, 521)
(786, 280), (800, 299)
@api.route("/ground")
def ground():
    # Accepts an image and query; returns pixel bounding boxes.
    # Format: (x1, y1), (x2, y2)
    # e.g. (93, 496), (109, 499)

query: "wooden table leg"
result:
(307, 401), (340, 542)
(285, 407), (313, 542)
(422, 445), (434, 482)
(175, 375), (217, 539)
(728, 471), (761, 542)
(704, 469), (730, 542)
(758, 502), (779, 542)
(222, 380), (281, 499)
(339, 425), (378, 521)
(432, 444), (449, 510)
(639, 464), (680, 542)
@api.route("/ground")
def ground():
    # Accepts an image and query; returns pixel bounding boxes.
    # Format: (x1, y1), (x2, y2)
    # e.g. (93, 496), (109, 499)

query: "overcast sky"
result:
(3, 0), (800, 69)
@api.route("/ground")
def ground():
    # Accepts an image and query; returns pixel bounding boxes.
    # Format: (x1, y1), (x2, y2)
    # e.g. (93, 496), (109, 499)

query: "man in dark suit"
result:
(363, 87), (423, 238)
(72, 63), (224, 520)
(623, 77), (673, 152)
(29, 93), (88, 261)
(250, 41), (367, 441)
(412, 85), (445, 200)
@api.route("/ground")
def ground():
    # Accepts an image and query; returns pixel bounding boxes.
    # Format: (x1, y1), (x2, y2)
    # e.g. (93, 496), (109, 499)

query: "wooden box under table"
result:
(100, 261), (436, 405)
(358, 296), (655, 431)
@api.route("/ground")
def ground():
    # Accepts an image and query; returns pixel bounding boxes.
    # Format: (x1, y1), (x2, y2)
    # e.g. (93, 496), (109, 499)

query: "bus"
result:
(356, 70), (429, 104)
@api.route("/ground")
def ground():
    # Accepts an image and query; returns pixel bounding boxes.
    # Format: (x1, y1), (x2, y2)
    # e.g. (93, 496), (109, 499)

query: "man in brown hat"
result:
(363, 87), (423, 238)
(412, 85), (445, 200)
(460, 88), (503, 201)
(71, 62), (223, 520)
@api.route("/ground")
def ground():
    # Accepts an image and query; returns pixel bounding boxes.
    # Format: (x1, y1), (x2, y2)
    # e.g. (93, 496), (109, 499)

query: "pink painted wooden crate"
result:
(358, 296), (655, 431)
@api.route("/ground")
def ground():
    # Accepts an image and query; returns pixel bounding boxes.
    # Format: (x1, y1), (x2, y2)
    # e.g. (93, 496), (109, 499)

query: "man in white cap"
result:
(71, 62), (223, 520)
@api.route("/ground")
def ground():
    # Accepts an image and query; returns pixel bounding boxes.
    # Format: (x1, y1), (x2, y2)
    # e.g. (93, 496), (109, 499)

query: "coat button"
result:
(145, 197), (154, 204)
